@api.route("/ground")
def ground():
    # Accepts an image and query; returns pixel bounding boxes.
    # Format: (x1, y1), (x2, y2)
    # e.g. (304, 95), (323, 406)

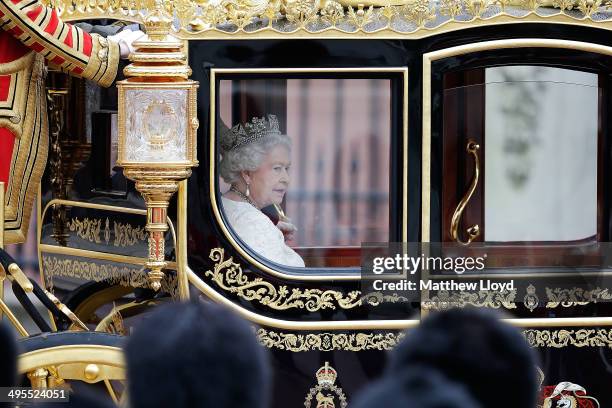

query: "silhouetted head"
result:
(389, 308), (538, 408)
(0, 323), (17, 387)
(125, 300), (270, 408)
(37, 389), (115, 408)
(352, 366), (482, 408)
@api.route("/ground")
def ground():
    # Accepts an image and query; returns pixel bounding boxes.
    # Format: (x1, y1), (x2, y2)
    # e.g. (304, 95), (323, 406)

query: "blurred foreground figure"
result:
(37, 389), (116, 408)
(0, 323), (17, 387)
(353, 308), (538, 408)
(126, 301), (271, 408)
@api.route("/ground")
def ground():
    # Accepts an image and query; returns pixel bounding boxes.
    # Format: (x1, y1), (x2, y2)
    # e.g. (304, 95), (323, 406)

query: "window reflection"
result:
(218, 78), (392, 267)
(483, 66), (598, 242)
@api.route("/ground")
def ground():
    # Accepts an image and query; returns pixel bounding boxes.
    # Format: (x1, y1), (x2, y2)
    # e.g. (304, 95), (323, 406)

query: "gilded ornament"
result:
(465, 0), (490, 15)
(304, 362), (348, 408)
(551, 0), (575, 10)
(257, 328), (404, 351)
(285, 0), (319, 27)
(519, 0), (539, 11)
(380, 4), (399, 21)
(361, 291), (408, 306)
(68, 217), (102, 243)
(523, 328), (612, 348)
(42, 256), (179, 298)
(346, 4), (374, 28)
(262, 1), (281, 25)
(49, 0), (611, 35)
(422, 289), (517, 310)
(545, 287), (612, 308)
(205, 248), (362, 311)
(67, 217), (147, 247)
(320, 0), (344, 25)
(439, 0), (463, 18)
(400, 0), (435, 27)
(524, 284), (539, 312)
(577, 0), (600, 16)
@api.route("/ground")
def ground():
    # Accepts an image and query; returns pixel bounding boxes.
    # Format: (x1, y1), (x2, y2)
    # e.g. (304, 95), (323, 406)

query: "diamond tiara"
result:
(220, 114), (282, 152)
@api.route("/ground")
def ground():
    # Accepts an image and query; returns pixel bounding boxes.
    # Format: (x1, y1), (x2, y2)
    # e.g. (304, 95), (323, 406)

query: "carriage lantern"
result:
(117, 0), (198, 291)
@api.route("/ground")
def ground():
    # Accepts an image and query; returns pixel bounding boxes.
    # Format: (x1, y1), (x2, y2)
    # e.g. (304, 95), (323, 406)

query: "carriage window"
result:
(217, 78), (392, 268)
(441, 65), (604, 267)
(483, 67), (598, 242)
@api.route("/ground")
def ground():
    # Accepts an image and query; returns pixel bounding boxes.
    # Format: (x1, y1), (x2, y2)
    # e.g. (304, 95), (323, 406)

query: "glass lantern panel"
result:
(124, 88), (189, 163)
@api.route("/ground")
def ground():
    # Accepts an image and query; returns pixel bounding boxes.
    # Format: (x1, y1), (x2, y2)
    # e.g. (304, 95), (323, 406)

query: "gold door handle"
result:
(450, 139), (481, 245)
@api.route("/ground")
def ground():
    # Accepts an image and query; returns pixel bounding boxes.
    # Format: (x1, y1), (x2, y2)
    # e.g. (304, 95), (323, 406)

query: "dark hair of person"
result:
(125, 300), (270, 408)
(389, 308), (538, 408)
(0, 323), (17, 387)
(37, 388), (116, 408)
(352, 365), (482, 408)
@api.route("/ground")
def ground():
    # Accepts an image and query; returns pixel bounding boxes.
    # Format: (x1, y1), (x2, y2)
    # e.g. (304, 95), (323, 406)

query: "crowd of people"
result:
(0, 303), (539, 408)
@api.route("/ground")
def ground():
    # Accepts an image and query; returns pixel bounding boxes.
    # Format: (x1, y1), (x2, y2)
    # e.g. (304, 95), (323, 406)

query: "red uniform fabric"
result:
(0, 0), (119, 243)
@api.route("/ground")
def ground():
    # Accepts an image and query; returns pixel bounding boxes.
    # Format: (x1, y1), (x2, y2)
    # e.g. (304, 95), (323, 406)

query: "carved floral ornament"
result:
(47, 0), (611, 35)
(204, 247), (529, 311)
(256, 328), (612, 351)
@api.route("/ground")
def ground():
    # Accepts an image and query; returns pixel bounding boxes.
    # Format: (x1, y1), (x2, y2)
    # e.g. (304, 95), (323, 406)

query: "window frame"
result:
(210, 67), (409, 280)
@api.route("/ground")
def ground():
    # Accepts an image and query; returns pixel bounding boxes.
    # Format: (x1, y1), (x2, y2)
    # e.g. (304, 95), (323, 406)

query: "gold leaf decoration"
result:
(545, 287), (612, 308)
(285, 0), (319, 27)
(400, 0), (435, 26)
(113, 222), (147, 247)
(552, 0), (575, 10)
(347, 4), (375, 28)
(320, 0), (344, 25)
(523, 329), (612, 348)
(380, 4), (399, 22)
(104, 303), (127, 335)
(577, 0), (601, 16)
(520, 0), (540, 11)
(257, 328), (405, 351)
(42, 256), (179, 298)
(422, 289), (517, 310)
(258, 328), (612, 351)
(52, 0), (610, 35)
(465, 0), (490, 16)
(205, 248), (362, 311)
(361, 292), (409, 306)
(68, 217), (102, 243)
(439, 0), (464, 18)
(67, 217), (147, 248)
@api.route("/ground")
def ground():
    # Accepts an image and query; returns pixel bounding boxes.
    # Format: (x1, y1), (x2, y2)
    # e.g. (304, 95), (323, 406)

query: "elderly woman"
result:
(219, 115), (305, 267)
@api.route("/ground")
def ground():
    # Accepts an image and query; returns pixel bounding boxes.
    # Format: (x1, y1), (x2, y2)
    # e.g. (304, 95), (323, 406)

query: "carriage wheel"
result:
(18, 331), (126, 404)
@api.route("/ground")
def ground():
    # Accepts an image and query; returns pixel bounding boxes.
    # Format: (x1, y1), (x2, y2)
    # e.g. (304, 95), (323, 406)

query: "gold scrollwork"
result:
(258, 328), (612, 351)
(205, 248), (362, 311)
(546, 287), (612, 308)
(42, 256), (178, 298)
(67, 217), (147, 248)
(361, 292), (409, 306)
(257, 328), (405, 351)
(523, 329), (612, 348)
(53, 0), (611, 36)
(68, 217), (103, 243)
(422, 289), (517, 310)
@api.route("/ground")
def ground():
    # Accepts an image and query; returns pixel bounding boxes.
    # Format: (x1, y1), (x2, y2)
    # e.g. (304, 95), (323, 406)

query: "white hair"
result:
(219, 133), (292, 184)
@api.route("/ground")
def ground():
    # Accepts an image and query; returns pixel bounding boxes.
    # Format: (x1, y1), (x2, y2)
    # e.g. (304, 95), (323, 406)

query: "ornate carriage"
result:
(1, 0), (611, 405)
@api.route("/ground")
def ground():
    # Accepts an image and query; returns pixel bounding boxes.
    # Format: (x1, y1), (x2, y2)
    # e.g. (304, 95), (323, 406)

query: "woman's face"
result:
(244, 145), (291, 208)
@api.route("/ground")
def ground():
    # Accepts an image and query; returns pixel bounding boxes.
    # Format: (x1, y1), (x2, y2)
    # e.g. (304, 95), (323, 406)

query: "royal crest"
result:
(304, 362), (347, 408)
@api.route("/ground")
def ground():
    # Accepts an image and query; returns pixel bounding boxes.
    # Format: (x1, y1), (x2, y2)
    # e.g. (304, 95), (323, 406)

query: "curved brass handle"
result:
(450, 139), (481, 245)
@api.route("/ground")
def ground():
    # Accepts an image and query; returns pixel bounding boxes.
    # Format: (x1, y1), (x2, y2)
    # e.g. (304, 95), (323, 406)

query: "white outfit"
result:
(221, 197), (305, 267)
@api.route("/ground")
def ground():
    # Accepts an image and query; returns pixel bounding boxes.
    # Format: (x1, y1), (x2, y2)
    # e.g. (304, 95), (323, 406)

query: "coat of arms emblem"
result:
(304, 362), (347, 408)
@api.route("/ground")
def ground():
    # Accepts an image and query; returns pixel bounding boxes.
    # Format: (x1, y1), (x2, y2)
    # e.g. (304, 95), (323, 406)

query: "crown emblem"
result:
(316, 362), (337, 386)
(221, 114), (281, 152)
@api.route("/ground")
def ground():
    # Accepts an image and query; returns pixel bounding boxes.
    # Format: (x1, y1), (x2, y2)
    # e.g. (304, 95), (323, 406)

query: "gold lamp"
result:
(117, 0), (199, 291)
